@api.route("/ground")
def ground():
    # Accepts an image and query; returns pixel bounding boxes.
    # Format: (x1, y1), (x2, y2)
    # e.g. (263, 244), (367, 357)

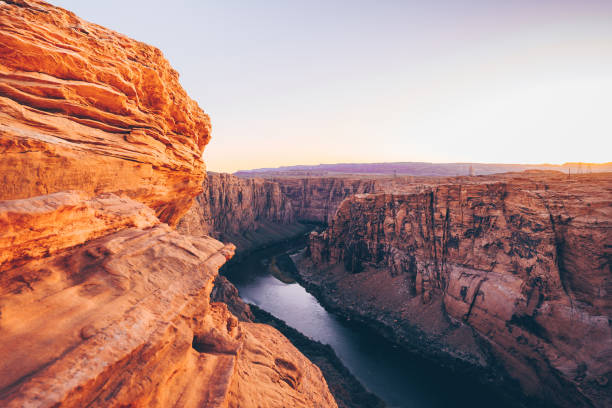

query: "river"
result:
(222, 240), (513, 408)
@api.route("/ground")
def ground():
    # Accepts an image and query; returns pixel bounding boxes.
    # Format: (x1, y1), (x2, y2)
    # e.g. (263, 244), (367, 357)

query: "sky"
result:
(52, 0), (612, 173)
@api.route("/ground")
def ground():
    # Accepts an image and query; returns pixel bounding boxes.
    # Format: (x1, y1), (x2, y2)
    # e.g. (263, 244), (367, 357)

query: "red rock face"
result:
(178, 172), (295, 238)
(177, 172), (314, 256)
(0, 193), (336, 407)
(0, 2), (337, 407)
(0, 191), (160, 271)
(0, 0), (210, 225)
(302, 172), (612, 407)
(273, 177), (379, 223)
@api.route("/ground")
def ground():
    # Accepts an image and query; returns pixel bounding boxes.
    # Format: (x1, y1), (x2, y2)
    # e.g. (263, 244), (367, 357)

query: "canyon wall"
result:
(0, 2), (336, 407)
(178, 172), (294, 237)
(272, 177), (380, 223)
(178, 172), (310, 254)
(300, 171), (612, 407)
(178, 175), (399, 248)
(177, 174), (383, 254)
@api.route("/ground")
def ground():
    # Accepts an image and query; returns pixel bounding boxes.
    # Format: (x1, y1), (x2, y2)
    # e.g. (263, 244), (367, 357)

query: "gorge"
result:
(0, 1), (610, 408)
(221, 239), (514, 408)
(297, 171), (612, 408)
(174, 167), (612, 407)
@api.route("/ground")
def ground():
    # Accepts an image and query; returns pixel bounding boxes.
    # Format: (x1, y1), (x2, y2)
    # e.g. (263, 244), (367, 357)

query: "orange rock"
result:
(178, 172), (295, 238)
(0, 193), (336, 407)
(0, 191), (159, 272)
(0, 1), (337, 406)
(228, 323), (337, 408)
(0, 0), (210, 225)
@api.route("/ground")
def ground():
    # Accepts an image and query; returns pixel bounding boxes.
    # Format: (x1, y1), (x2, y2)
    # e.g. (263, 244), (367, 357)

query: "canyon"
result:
(179, 168), (612, 406)
(177, 173), (383, 256)
(1, 1), (610, 408)
(296, 171), (612, 407)
(150, 157), (612, 407)
(0, 2), (336, 407)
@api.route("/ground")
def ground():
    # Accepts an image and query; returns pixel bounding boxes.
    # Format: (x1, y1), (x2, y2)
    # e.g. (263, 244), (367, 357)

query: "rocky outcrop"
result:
(300, 171), (612, 407)
(1, 193), (229, 406)
(0, 194), (336, 407)
(0, 2), (337, 407)
(178, 172), (311, 254)
(211, 275), (255, 322)
(0, 0), (210, 225)
(0, 190), (159, 271)
(272, 177), (379, 223)
(250, 306), (386, 408)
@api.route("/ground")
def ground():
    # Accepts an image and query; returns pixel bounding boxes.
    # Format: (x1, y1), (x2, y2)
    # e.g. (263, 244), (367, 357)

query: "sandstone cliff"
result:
(177, 174), (433, 246)
(0, 196), (335, 407)
(178, 172), (311, 254)
(272, 177), (379, 223)
(0, 2), (336, 407)
(0, 0), (208, 225)
(300, 171), (612, 407)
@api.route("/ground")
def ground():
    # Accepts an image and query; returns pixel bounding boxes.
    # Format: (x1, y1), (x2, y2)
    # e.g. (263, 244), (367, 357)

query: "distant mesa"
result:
(234, 161), (612, 178)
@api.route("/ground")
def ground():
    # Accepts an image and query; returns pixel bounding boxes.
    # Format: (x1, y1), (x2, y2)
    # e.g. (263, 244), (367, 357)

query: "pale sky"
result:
(52, 1), (612, 172)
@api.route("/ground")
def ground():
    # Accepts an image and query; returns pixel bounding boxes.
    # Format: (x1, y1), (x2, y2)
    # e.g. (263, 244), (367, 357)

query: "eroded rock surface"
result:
(0, 193), (336, 407)
(299, 171), (612, 407)
(179, 172), (295, 236)
(272, 177), (379, 223)
(0, 0), (210, 225)
(211, 275), (255, 322)
(0, 190), (159, 271)
(178, 172), (311, 255)
(0, 2), (337, 407)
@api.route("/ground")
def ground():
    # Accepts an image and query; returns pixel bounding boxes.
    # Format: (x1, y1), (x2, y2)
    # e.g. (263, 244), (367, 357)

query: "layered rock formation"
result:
(299, 171), (612, 407)
(272, 177), (379, 223)
(178, 172), (311, 254)
(0, 0), (209, 225)
(0, 198), (335, 407)
(179, 172), (294, 237)
(0, 1), (336, 407)
(177, 174), (432, 247)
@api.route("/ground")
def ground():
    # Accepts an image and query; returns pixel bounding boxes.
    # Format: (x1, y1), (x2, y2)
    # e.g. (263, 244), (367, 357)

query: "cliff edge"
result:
(0, 0), (208, 225)
(0, 1), (336, 407)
